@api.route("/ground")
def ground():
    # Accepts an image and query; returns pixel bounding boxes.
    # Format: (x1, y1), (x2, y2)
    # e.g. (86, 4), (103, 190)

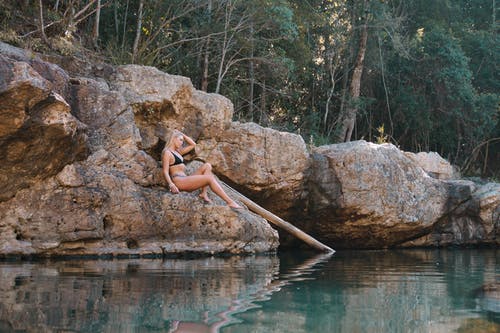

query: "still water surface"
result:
(0, 249), (498, 332)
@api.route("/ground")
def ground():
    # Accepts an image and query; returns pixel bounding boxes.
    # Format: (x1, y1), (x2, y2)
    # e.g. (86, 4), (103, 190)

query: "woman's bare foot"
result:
(228, 201), (243, 209)
(199, 193), (213, 203)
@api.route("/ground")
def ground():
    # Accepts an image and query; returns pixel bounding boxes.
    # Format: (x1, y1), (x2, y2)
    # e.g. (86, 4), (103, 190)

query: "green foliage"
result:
(0, 0), (498, 175)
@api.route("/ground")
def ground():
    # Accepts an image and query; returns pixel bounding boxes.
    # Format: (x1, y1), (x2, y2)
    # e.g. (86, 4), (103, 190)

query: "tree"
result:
(131, 0), (143, 63)
(336, 0), (369, 142)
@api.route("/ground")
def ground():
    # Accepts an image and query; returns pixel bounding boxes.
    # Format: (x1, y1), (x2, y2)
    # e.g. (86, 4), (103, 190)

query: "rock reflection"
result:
(0, 253), (331, 333)
(0, 249), (496, 333)
(0, 256), (271, 332)
(226, 248), (499, 333)
(169, 252), (333, 333)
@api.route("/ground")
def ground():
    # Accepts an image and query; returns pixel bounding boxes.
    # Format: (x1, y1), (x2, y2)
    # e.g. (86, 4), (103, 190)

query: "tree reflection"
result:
(0, 253), (332, 332)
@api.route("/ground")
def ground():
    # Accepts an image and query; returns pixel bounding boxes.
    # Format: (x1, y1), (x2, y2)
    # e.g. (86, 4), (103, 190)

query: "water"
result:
(0, 249), (498, 333)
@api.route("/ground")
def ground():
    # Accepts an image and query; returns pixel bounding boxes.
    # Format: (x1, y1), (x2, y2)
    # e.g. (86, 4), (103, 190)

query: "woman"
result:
(162, 130), (242, 209)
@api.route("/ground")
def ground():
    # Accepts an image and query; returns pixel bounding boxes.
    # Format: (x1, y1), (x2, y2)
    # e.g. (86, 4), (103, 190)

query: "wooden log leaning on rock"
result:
(221, 181), (335, 253)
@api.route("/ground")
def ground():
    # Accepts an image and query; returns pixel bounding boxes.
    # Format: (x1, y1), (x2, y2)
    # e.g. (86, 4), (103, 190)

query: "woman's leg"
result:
(173, 174), (242, 208)
(193, 163), (213, 202)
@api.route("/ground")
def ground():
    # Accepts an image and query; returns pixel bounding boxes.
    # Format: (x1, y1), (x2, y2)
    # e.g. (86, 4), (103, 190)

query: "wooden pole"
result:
(221, 182), (335, 253)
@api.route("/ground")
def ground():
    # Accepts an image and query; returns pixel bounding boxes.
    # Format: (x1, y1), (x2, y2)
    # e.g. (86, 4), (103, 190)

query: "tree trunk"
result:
(259, 80), (267, 125)
(221, 182), (335, 253)
(337, 0), (368, 142)
(121, 0), (130, 50)
(114, 0), (119, 36)
(132, 0), (144, 63)
(248, 23), (255, 121)
(39, 0), (50, 45)
(92, 0), (101, 48)
(200, 39), (210, 92)
(249, 59), (255, 120)
(200, 0), (212, 92)
(215, 3), (230, 94)
(323, 56), (336, 133)
(378, 34), (393, 136)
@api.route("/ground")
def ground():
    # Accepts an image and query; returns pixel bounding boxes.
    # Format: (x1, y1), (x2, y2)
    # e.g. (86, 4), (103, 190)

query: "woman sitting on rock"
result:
(162, 130), (242, 209)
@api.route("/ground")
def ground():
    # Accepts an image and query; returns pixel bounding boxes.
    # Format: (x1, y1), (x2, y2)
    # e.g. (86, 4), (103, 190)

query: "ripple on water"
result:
(0, 248), (498, 333)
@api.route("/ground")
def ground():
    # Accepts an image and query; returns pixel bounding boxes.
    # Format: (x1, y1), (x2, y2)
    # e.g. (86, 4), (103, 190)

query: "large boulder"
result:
(402, 182), (500, 247)
(196, 122), (310, 216)
(0, 157), (279, 256)
(108, 65), (233, 158)
(307, 141), (455, 249)
(404, 151), (459, 180)
(0, 54), (87, 202)
(0, 43), (279, 257)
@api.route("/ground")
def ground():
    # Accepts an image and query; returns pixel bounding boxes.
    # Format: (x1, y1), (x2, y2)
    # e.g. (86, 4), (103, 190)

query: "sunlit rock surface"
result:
(307, 141), (499, 249)
(0, 54), (87, 202)
(404, 151), (459, 180)
(0, 43), (278, 257)
(307, 141), (452, 248)
(196, 122), (310, 217)
(0, 41), (498, 254)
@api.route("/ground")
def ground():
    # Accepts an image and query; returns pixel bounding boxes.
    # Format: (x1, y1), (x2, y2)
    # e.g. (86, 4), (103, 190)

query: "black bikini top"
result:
(170, 150), (184, 166)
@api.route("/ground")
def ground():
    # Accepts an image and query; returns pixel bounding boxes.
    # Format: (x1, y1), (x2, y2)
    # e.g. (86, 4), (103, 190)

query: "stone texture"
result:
(307, 141), (453, 249)
(404, 151), (459, 180)
(0, 54), (87, 202)
(305, 142), (500, 249)
(108, 65), (233, 156)
(0, 43), (278, 257)
(1, 41), (498, 255)
(402, 182), (500, 247)
(0, 157), (278, 256)
(196, 122), (310, 217)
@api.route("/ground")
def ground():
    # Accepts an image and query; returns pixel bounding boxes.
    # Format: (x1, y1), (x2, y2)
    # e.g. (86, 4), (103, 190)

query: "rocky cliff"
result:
(0, 42), (498, 256)
(0, 42), (280, 257)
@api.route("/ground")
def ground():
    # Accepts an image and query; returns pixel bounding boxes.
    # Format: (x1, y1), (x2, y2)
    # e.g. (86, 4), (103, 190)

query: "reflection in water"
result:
(168, 253), (332, 333)
(229, 249), (499, 333)
(169, 253), (333, 333)
(0, 249), (498, 333)
(0, 256), (279, 332)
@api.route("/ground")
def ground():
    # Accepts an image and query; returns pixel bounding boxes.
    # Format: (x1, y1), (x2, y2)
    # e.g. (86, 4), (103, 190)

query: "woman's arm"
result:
(162, 150), (179, 193)
(178, 132), (196, 155)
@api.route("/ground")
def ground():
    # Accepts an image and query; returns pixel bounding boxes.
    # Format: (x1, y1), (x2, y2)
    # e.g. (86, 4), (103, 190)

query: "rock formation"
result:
(196, 121), (310, 217)
(0, 41), (498, 255)
(306, 141), (499, 249)
(0, 42), (278, 257)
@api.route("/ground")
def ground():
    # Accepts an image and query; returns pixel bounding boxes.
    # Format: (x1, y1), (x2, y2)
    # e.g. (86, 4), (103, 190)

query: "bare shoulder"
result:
(161, 148), (173, 163)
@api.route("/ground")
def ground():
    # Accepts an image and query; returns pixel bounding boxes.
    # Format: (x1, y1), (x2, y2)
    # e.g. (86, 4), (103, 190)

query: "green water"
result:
(0, 249), (498, 333)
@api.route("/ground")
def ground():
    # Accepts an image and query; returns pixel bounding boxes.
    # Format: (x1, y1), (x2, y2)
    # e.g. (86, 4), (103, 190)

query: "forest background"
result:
(1, 0), (498, 178)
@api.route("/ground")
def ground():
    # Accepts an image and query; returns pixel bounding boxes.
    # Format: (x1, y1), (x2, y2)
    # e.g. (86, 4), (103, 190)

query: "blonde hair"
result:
(165, 129), (183, 150)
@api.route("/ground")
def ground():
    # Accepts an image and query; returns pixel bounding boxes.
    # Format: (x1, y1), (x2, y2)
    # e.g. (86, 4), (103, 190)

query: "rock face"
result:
(307, 141), (451, 248)
(401, 181), (500, 247)
(306, 141), (499, 249)
(0, 54), (87, 202)
(0, 43), (278, 257)
(0, 41), (498, 255)
(196, 122), (310, 217)
(404, 151), (459, 180)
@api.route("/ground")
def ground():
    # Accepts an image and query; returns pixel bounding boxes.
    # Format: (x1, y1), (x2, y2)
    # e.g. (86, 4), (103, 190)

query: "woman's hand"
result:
(178, 132), (196, 155)
(169, 183), (180, 194)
